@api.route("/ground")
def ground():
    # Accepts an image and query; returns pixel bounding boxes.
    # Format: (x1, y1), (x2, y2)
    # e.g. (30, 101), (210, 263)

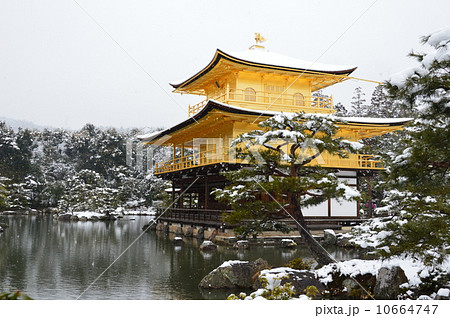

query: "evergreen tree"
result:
(214, 112), (362, 266)
(363, 28), (450, 265)
(333, 102), (348, 116)
(349, 86), (368, 117)
(0, 177), (8, 209)
(0, 123), (35, 182)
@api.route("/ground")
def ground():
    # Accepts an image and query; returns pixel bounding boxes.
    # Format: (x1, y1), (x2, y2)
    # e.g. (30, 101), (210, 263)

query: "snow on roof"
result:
(222, 48), (357, 73)
(136, 130), (162, 140)
(141, 100), (412, 143)
(212, 100), (413, 125)
(170, 48), (357, 87)
(338, 116), (414, 125)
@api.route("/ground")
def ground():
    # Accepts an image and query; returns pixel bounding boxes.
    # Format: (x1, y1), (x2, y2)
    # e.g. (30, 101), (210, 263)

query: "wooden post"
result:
(171, 182), (176, 208)
(181, 143), (185, 168)
(204, 178), (208, 210)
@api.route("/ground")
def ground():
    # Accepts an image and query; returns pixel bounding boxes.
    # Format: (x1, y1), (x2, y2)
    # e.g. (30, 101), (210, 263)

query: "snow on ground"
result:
(316, 255), (450, 287)
(71, 207), (157, 218)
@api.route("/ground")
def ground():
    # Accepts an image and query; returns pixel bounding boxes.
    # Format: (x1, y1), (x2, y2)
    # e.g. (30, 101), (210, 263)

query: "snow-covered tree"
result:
(213, 112), (362, 266)
(0, 177), (8, 209)
(349, 86), (368, 117)
(353, 27), (450, 265)
(333, 102), (348, 116)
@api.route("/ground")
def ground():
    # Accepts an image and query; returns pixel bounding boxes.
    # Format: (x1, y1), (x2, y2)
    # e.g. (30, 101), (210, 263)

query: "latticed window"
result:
(244, 87), (256, 101)
(294, 93), (305, 106)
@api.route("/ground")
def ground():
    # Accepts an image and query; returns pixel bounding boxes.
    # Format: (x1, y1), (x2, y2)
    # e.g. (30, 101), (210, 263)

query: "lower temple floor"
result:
(159, 164), (363, 230)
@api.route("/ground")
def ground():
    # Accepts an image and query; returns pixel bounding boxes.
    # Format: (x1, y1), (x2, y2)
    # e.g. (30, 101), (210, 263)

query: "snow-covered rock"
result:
(199, 240), (217, 251)
(198, 258), (269, 289)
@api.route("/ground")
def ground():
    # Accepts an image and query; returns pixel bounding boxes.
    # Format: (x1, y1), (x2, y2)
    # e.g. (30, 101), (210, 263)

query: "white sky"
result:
(0, 0), (449, 130)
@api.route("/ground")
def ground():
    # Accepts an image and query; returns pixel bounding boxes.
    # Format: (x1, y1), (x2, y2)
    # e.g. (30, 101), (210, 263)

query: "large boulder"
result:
(374, 266), (408, 299)
(253, 267), (326, 297)
(199, 258), (269, 289)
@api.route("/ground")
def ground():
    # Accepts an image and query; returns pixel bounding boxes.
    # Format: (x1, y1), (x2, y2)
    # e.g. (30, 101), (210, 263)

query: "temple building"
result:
(141, 41), (410, 232)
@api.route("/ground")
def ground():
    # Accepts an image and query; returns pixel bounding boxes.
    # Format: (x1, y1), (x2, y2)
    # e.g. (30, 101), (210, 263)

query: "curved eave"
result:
(171, 49), (357, 91)
(141, 100), (412, 145)
(140, 100), (269, 144)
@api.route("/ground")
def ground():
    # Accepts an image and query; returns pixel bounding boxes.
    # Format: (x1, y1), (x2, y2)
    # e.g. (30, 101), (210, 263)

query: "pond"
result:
(0, 214), (362, 300)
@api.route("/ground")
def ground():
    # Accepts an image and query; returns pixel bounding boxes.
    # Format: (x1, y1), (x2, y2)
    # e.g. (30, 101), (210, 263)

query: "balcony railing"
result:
(154, 147), (383, 174)
(188, 90), (334, 117)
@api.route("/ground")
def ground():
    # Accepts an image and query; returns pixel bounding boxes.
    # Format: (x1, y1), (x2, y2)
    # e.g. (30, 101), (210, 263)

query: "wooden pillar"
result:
(204, 178), (208, 210)
(179, 183), (184, 209)
(328, 198), (331, 217)
(181, 143), (185, 168)
(171, 181), (176, 208)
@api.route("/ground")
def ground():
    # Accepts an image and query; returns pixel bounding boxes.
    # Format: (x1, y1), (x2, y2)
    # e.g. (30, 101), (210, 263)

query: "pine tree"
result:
(333, 102), (348, 116)
(213, 112), (362, 266)
(349, 86), (368, 117)
(0, 177), (8, 210)
(367, 28), (450, 265)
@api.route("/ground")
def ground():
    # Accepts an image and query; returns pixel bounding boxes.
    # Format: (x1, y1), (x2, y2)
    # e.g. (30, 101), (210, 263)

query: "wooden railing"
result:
(156, 208), (230, 223)
(188, 90), (334, 117)
(155, 147), (228, 174)
(154, 147), (383, 174)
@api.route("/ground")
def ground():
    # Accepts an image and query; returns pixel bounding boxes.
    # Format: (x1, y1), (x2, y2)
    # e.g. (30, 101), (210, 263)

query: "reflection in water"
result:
(0, 215), (362, 300)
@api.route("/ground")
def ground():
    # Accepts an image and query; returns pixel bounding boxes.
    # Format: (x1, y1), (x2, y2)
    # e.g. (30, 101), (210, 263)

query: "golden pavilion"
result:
(141, 41), (410, 233)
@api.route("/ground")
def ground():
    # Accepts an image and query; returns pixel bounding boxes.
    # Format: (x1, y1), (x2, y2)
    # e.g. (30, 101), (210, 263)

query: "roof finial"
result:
(249, 33), (267, 50)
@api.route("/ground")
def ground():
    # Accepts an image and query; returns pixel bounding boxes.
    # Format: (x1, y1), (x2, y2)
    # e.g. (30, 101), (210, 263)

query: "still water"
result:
(0, 215), (361, 300)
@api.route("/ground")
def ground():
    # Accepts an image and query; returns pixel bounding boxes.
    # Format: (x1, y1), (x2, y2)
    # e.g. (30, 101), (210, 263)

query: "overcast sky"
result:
(1, 0), (449, 130)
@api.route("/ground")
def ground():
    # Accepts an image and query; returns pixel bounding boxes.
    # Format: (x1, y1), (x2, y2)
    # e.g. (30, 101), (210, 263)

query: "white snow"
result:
(73, 211), (104, 218)
(338, 116), (413, 124)
(136, 130), (161, 141)
(218, 260), (248, 268)
(336, 183), (360, 200)
(437, 288), (450, 297)
(316, 255), (450, 287)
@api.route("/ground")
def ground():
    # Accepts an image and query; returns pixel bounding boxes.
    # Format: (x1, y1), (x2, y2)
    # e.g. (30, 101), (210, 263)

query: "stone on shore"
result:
(323, 229), (337, 245)
(199, 240), (217, 251)
(199, 258), (269, 289)
(374, 266), (408, 300)
(253, 268), (326, 297)
(280, 239), (297, 248)
(233, 240), (249, 249)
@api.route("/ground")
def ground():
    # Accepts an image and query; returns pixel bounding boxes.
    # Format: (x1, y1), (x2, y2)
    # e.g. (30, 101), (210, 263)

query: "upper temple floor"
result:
(170, 48), (358, 117)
